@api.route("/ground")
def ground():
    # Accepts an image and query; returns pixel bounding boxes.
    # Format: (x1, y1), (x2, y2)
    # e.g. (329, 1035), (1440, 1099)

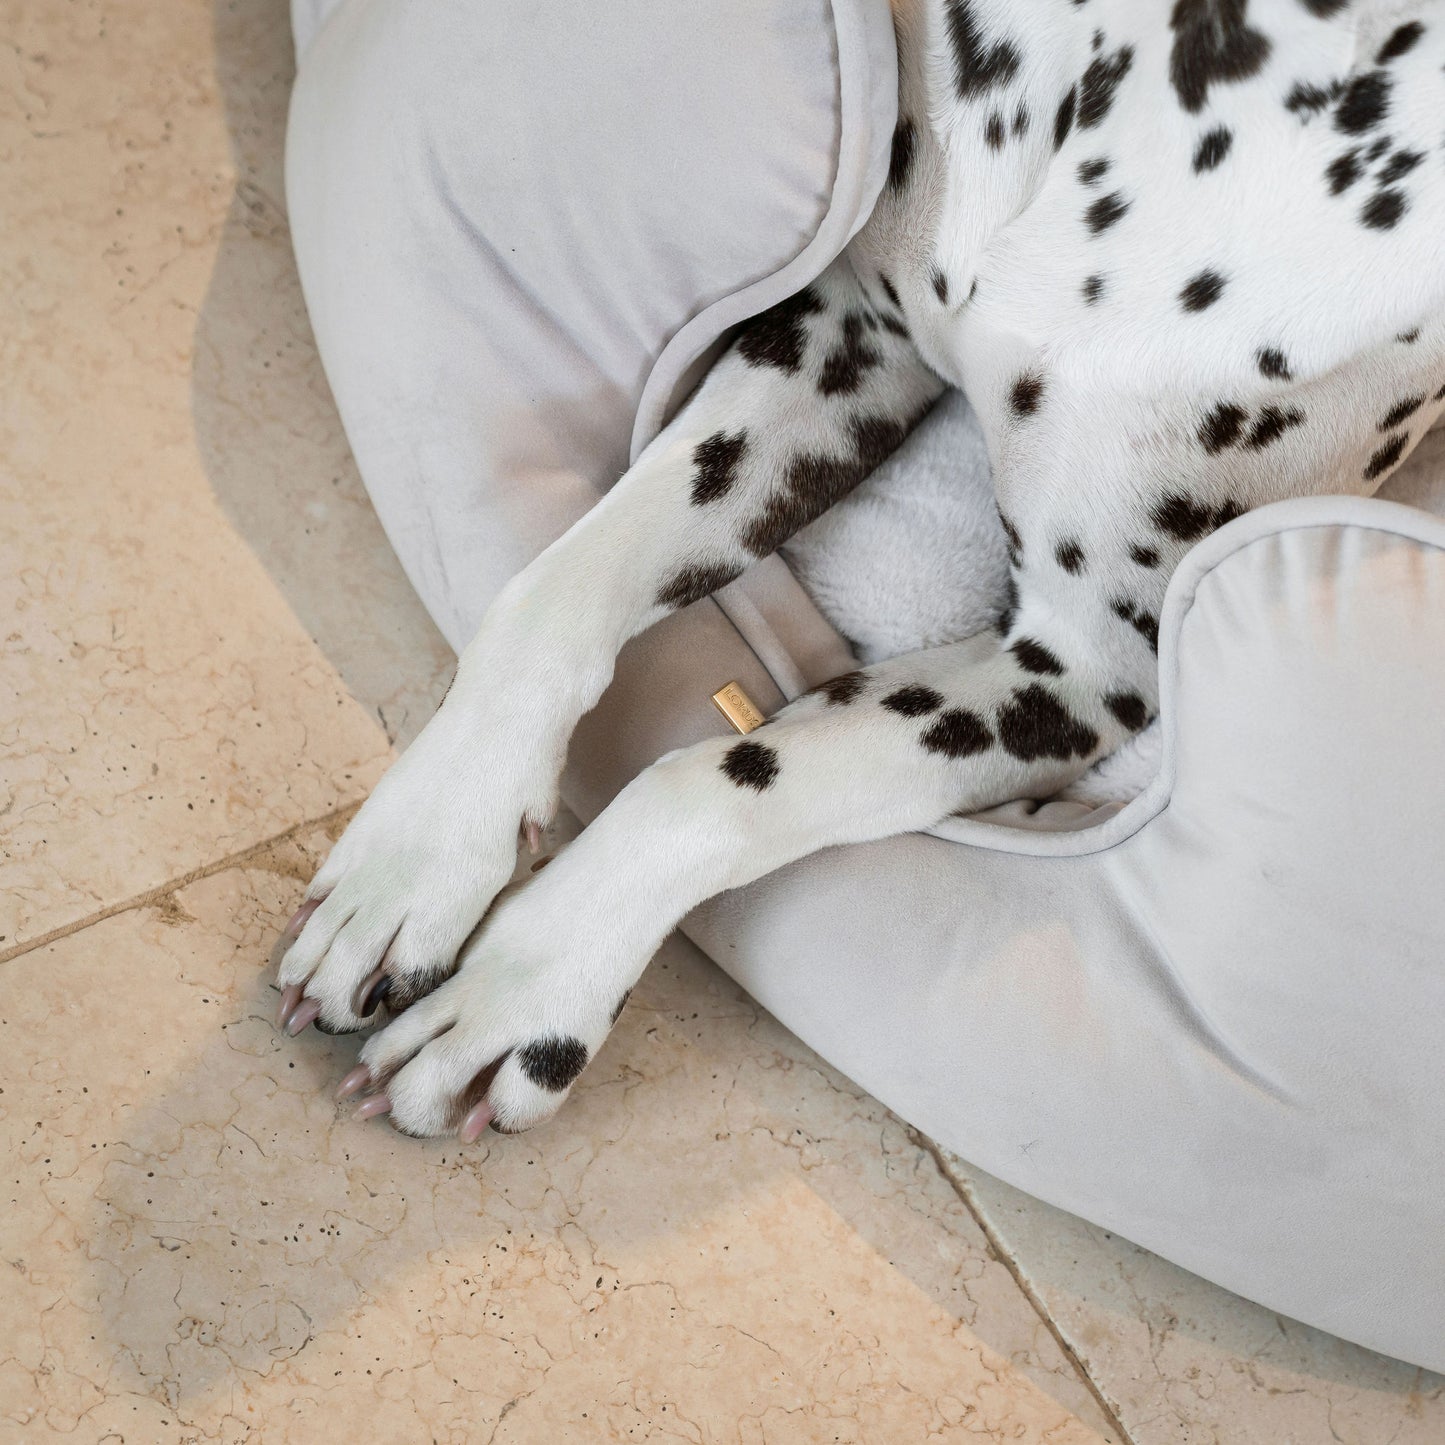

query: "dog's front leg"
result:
(345, 623), (1153, 1137)
(272, 258), (942, 1036)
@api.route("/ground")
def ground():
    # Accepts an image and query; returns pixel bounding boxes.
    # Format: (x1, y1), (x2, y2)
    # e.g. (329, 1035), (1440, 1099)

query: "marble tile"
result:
(0, 824), (1117, 1444)
(938, 1157), (1444, 1445)
(0, 0), (451, 952)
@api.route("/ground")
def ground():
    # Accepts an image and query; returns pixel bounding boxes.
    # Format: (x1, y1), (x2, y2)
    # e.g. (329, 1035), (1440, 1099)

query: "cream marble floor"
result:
(0, 1), (1438, 1442)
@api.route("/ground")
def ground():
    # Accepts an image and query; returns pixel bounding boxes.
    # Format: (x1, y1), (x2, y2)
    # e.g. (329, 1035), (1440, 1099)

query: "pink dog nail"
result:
(269, 898), (321, 972)
(524, 819), (542, 855)
(459, 1100), (494, 1143)
(285, 997), (322, 1035)
(355, 1094), (392, 1120)
(275, 983), (303, 1029)
(335, 1064), (372, 1101)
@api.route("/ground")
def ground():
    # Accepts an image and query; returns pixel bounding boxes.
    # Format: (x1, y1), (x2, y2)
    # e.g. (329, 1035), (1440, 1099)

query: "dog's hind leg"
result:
(272, 257), (944, 1036)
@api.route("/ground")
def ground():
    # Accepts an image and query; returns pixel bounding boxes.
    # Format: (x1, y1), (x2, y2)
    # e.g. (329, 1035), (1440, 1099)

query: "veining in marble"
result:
(939, 1157), (1445, 1445)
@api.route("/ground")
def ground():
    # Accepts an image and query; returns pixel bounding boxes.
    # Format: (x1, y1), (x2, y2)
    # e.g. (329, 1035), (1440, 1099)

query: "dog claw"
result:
(459, 1100), (494, 1143)
(524, 819), (542, 855)
(353, 967), (391, 1019)
(336, 1064), (372, 1101)
(275, 983), (304, 1029)
(269, 899), (321, 972)
(355, 1094), (392, 1121)
(285, 997), (322, 1035)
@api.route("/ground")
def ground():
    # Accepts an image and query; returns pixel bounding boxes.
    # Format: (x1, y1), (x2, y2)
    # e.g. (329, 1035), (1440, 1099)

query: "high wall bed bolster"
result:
(286, 0), (1445, 1371)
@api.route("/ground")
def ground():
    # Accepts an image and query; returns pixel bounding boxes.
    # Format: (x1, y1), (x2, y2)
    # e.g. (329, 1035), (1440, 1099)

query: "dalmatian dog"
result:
(273, 0), (1445, 1139)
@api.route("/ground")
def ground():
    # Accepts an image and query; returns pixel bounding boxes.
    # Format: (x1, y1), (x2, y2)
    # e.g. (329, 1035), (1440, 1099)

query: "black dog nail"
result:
(356, 970), (392, 1018)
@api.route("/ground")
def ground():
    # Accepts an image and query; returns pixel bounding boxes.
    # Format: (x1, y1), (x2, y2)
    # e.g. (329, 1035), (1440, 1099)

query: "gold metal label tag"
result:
(710, 680), (766, 734)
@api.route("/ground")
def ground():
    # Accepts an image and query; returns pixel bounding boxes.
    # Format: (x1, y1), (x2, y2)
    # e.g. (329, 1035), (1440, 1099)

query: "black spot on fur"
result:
(1011, 638), (1066, 675)
(1360, 188), (1406, 229)
(1376, 21), (1424, 64)
(1082, 274), (1105, 304)
(1379, 395), (1425, 431)
(1130, 543), (1161, 568)
(1192, 126), (1233, 172)
(888, 118), (916, 192)
(997, 685), (1100, 761)
(1334, 71), (1391, 134)
(1152, 490), (1243, 540)
(610, 990), (632, 1025)
(655, 561), (743, 610)
(1244, 404), (1305, 449)
(920, 707), (994, 758)
(1434, 382), (1445, 402)
(737, 288), (824, 373)
(1055, 539), (1086, 574)
(1256, 347), (1292, 380)
(720, 738), (780, 791)
(998, 572), (1020, 634)
(1078, 44), (1134, 128)
(1084, 191), (1130, 233)
(878, 312), (910, 339)
(1364, 135), (1391, 163)
(518, 1036), (590, 1093)
(878, 272), (902, 310)
(1397, 328), (1420, 344)
(1078, 157), (1111, 185)
(1111, 598), (1160, 651)
(1287, 80), (1338, 119)
(690, 430), (748, 505)
(1379, 149), (1423, 184)
(1180, 270), (1227, 312)
(932, 267), (950, 304)
(739, 412), (914, 556)
(819, 312), (883, 396)
(1151, 492), (1214, 541)
(1105, 691), (1150, 732)
(816, 670), (866, 705)
(1363, 433), (1408, 481)
(1010, 372), (1045, 416)
(985, 110), (1007, 148)
(1169, 0), (1271, 114)
(1013, 103), (1031, 137)
(1054, 85), (1078, 149)
(1325, 149), (1362, 194)
(882, 684), (945, 716)
(1198, 401), (1247, 452)
(1297, 0), (1348, 15)
(945, 0), (1022, 97)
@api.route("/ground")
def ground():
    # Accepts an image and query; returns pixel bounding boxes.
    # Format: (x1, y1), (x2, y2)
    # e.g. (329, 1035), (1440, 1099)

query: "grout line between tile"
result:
(0, 801), (362, 966)
(910, 1128), (1137, 1445)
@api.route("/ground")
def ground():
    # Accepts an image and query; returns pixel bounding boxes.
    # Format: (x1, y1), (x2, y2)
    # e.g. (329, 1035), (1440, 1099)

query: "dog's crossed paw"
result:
(272, 703), (558, 1038)
(328, 886), (634, 1138)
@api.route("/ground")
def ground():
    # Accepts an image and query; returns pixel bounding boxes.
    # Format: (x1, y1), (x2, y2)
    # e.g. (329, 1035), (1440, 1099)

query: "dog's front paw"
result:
(335, 881), (637, 1138)
(271, 700), (563, 1037)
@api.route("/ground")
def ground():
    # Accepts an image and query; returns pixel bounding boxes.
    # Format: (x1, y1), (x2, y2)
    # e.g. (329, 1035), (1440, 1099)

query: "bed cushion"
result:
(286, 0), (1445, 1370)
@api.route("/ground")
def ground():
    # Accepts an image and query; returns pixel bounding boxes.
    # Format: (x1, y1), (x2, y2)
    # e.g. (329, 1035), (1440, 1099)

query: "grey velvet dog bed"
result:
(286, 0), (1445, 1370)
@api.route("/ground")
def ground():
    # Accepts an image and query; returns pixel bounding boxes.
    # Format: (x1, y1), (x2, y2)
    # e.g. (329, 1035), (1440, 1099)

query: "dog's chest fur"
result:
(852, 0), (1445, 522)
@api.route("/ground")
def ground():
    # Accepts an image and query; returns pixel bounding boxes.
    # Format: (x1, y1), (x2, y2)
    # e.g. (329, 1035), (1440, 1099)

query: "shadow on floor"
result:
(190, 0), (453, 752)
